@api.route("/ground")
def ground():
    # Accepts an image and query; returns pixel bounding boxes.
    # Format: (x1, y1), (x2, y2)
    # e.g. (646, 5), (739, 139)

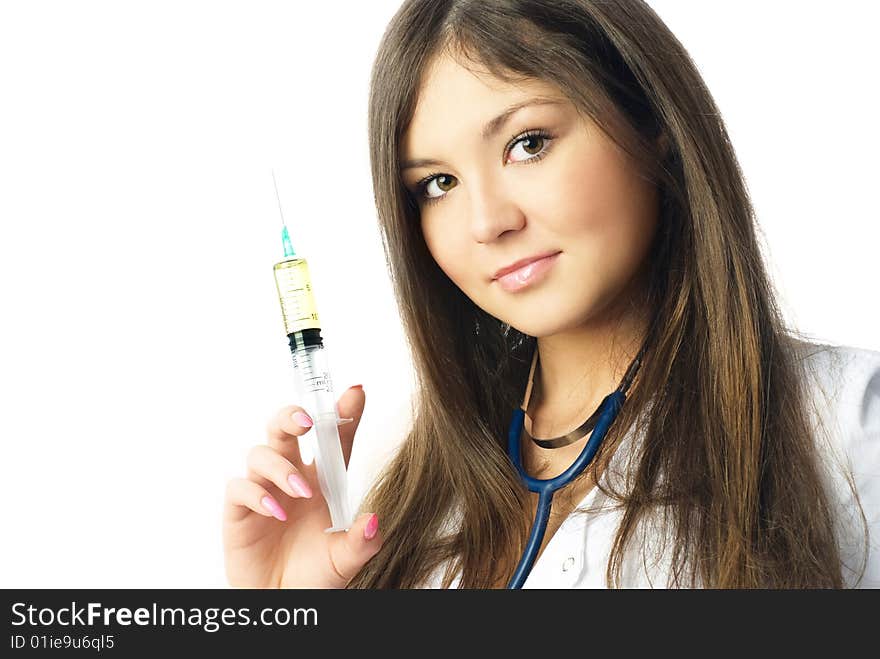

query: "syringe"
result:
(270, 171), (355, 533)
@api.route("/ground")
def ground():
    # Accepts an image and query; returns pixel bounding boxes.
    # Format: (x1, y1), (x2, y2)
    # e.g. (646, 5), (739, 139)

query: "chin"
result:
(503, 315), (572, 339)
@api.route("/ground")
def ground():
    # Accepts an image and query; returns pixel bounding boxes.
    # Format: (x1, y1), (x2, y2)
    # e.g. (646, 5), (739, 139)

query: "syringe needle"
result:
(271, 169), (286, 226)
(272, 169), (296, 258)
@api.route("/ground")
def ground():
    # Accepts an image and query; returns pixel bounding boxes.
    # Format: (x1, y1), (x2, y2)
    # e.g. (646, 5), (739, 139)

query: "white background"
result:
(0, 1), (877, 587)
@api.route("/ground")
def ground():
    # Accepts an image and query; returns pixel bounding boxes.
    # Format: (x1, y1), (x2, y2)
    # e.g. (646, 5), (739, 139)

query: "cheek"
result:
(556, 144), (658, 258)
(548, 152), (658, 321)
(422, 221), (471, 286)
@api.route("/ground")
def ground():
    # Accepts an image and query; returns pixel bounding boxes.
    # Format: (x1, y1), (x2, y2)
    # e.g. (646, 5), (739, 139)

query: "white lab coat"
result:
(421, 341), (880, 588)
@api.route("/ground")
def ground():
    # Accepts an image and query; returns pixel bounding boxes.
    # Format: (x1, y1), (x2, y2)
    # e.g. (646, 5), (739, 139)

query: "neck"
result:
(528, 278), (651, 437)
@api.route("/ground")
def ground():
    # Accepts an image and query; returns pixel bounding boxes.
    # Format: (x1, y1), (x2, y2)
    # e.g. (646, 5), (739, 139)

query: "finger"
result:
(335, 386), (366, 468)
(266, 405), (315, 463)
(325, 512), (383, 587)
(224, 478), (289, 523)
(246, 445), (314, 500)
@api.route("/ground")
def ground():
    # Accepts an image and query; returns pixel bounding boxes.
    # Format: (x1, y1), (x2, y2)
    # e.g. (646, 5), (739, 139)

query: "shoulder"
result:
(795, 338), (880, 397)
(793, 339), (880, 445)
(791, 339), (880, 587)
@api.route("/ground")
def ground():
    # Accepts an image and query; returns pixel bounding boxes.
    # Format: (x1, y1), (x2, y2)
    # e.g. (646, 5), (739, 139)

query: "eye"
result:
(412, 129), (555, 206)
(421, 174), (458, 203)
(506, 130), (552, 164)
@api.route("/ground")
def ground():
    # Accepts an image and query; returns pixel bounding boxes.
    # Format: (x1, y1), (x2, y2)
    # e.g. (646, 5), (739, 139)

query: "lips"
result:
(493, 251), (561, 293)
(492, 251), (561, 280)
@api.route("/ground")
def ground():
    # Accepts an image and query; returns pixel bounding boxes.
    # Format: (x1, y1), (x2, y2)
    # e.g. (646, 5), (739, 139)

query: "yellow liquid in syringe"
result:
(272, 258), (320, 335)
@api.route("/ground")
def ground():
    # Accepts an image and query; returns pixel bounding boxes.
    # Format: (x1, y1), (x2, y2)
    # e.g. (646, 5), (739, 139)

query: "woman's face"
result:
(400, 53), (660, 337)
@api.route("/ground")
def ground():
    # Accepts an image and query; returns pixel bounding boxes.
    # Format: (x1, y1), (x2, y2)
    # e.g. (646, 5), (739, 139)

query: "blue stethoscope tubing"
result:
(505, 389), (626, 589)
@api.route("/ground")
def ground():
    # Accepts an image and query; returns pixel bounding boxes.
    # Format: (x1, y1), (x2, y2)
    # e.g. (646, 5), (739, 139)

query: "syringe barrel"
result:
(273, 257), (354, 532)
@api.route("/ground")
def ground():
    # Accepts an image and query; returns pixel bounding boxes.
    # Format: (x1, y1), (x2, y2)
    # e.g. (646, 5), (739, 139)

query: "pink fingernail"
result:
(349, 384), (363, 390)
(292, 411), (313, 428)
(261, 496), (287, 521)
(287, 473), (313, 498)
(364, 513), (379, 541)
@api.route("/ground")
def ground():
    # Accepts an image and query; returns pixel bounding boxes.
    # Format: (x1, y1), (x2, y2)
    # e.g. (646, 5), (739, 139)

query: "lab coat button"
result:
(562, 556), (575, 572)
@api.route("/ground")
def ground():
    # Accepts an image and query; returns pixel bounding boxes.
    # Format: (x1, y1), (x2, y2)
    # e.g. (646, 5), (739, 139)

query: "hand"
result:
(223, 386), (382, 588)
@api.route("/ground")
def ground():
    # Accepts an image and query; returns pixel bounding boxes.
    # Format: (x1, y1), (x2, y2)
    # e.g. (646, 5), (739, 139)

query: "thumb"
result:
(326, 512), (382, 587)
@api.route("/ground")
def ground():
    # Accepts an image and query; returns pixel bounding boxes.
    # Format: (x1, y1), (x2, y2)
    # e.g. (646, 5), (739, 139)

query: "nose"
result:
(467, 174), (526, 244)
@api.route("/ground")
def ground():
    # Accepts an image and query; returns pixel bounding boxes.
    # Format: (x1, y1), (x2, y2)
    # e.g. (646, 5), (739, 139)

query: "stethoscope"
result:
(505, 343), (645, 589)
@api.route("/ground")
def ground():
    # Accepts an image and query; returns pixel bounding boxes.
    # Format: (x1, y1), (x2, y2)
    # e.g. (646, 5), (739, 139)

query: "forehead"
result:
(401, 54), (570, 156)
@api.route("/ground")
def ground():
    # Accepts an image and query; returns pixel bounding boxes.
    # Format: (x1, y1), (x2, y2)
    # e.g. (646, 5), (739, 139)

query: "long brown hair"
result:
(346, 0), (867, 588)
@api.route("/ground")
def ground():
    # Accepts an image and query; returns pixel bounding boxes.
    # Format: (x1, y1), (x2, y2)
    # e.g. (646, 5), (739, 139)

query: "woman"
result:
(223, 0), (878, 588)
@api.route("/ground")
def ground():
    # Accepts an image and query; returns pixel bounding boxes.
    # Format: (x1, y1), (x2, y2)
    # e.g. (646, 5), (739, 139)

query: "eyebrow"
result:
(400, 97), (565, 171)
